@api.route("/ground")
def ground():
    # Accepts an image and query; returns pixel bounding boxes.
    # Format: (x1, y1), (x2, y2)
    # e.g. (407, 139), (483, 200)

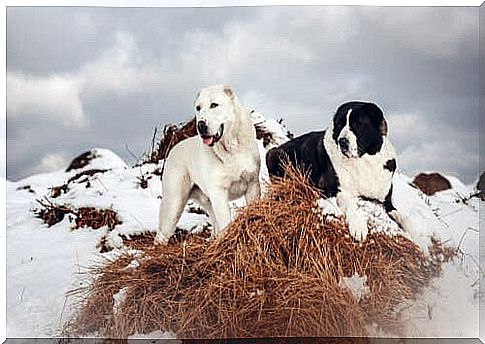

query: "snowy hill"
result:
(5, 115), (481, 338)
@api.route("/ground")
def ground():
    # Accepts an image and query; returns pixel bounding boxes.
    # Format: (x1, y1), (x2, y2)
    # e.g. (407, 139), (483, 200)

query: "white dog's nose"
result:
(197, 120), (208, 135)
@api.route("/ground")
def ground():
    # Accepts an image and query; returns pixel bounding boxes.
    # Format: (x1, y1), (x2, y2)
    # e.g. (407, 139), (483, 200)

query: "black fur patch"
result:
(384, 159), (396, 173)
(383, 185), (396, 213)
(266, 130), (340, 197)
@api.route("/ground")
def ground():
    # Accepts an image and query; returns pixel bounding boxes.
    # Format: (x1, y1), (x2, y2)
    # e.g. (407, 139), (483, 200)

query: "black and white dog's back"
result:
(267, 101), (406, 241)
(266, 130), (340, 198)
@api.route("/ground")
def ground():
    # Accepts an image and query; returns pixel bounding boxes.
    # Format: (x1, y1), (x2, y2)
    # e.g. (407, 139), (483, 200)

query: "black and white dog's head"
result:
(331, 101), (388, 158)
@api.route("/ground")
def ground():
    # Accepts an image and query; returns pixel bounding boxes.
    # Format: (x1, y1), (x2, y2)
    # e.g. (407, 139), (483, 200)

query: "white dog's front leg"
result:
(245, 179), (261, 205)
(208, 191), (231, 238)
(337, 192), (369, 241)
(155, 166), (192, 245)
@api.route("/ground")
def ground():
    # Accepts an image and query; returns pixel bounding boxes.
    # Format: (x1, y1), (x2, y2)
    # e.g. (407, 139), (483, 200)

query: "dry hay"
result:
(34, 200), (122, 230)
(412, 173), (451, 196)
(68, 166), (454, 339)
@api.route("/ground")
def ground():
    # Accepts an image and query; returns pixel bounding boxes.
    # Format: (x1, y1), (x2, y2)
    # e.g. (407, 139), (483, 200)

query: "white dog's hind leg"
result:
(156, 171), (192, 245)
(244, 180), (261, 204)
(189, 186), (217, 231)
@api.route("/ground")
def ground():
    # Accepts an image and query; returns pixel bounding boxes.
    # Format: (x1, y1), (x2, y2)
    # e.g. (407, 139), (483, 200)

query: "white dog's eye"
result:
(196, 105), (201, 111)
(210, 103), (219, 109)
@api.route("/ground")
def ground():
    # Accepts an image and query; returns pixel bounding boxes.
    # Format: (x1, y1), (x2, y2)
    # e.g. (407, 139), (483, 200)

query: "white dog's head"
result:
(194, 84), (240, 147)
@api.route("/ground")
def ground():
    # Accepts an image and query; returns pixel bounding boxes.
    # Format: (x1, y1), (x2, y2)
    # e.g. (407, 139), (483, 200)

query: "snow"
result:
(339, 273), (370, 301)
(250, 110), (290, 149)
(5, 117), (482, 339)
(400, 262), (479, 337)
(113, 287), (129, 315)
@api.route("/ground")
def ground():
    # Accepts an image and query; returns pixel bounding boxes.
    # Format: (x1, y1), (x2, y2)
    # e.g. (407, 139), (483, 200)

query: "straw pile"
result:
(69, 166), (453, 339)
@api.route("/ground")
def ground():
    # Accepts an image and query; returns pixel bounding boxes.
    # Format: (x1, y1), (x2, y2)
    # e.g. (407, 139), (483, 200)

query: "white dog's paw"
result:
(154, 232), (170, 245)
(347, 212), (369, 242)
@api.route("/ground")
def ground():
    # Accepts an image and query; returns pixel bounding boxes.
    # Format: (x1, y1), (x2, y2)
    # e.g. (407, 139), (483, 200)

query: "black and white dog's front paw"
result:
(346, 210), (369, 241)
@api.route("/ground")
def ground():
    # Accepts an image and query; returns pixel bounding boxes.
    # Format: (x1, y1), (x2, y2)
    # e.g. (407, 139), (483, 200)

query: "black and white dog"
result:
(266, 101), (408, 241)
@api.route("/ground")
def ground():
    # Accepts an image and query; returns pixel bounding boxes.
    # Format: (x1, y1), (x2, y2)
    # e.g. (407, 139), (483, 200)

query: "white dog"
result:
(155, 85), (261, 244)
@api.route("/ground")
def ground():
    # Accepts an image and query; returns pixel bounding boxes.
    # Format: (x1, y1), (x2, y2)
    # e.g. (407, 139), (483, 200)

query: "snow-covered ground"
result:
(5, 116), (482, 338)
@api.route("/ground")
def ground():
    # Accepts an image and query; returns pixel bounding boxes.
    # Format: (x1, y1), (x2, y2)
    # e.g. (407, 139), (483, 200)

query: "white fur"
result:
(337, 109), (359, 158)
(155, 85), (261, 244)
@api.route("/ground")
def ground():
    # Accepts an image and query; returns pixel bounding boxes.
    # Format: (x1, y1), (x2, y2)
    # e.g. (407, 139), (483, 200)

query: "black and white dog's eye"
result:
(196, 105), (201, 111)
(210, 103), (219, 109)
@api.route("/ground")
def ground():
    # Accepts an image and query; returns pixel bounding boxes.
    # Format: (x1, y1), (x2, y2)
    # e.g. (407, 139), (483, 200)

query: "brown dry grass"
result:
(68, 166), (453, 339)
(34, 200), (122, 229)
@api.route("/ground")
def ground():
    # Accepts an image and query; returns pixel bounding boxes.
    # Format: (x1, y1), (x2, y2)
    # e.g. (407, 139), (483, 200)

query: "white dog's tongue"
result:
(203, 136), (214, 145)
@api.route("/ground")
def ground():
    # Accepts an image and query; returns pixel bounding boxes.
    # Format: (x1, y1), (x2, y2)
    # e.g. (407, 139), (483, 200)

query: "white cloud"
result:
(7, 72), (86, 127)
(386, 112), (479, 181)
(398, 141), (479, 181)
(7, 32), (167, 127)
(79, 32), (164, 95)
(30, 153), (68, 175)
(178, 16), (316, 84)
(240, 89), (325, 132)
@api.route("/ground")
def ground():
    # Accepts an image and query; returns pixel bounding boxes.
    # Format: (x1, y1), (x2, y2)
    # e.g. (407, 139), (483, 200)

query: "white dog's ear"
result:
(195, 89), (201, 102)
(380, 118), (388, 136)
(224, 85), (235, 99)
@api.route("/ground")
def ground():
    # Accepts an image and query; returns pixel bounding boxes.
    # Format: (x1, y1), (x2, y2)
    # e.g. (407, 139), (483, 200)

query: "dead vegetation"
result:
(66, 151), (97, 172)
(16, 185), (36, 194)
(68, 166), (454, 339)
(143, 118), (197, 166)
(34, 199), (72, 227)
(34, 199), (122, 230)
(412, 173), (452, 196)
(477, 172), (485, 201)
(136, 174), (152, 189)
(50, 169), (109, 198)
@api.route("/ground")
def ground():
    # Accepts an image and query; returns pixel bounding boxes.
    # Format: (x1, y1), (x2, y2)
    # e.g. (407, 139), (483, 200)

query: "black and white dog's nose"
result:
(338, 137), (350, 152)
(197, 120), (208, 135)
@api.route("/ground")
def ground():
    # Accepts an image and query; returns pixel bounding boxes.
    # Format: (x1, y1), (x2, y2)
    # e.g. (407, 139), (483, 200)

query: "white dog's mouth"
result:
(200, 124), (224, 146)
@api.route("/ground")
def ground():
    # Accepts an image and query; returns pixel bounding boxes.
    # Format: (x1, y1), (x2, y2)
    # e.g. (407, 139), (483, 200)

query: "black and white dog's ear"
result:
(380, 118), (388, 136)
(366, 102), (388, 136)
(224, 85), (235, 99)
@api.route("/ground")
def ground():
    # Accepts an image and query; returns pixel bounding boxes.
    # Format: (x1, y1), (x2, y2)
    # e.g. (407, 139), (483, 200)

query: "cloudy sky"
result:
(6, 5), (481, 183)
